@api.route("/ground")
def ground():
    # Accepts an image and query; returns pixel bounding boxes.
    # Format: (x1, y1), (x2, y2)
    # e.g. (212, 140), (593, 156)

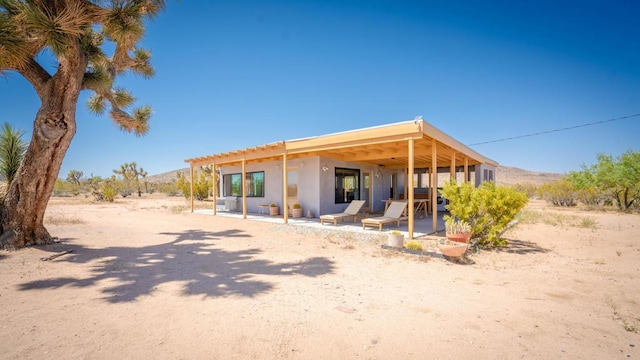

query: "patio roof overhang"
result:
(185, 119), (498, 169)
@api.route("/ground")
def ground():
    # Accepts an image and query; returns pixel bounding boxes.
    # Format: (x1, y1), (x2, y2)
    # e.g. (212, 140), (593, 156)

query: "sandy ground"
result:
(1, 194), (639, 359)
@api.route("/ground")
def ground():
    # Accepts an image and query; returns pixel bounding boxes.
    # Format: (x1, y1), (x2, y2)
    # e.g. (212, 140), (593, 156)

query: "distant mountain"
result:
(495, 165), (563, 186)
(147, 165), (563, 186)
(146, 168), (189, 184)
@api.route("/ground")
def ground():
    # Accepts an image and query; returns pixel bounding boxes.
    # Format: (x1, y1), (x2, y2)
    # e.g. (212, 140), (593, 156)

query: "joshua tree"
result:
(0, 1), (165, 249)
(66, 170), (84, 186)
(0, 122), (28, 185)
(113, 161), (146, 196)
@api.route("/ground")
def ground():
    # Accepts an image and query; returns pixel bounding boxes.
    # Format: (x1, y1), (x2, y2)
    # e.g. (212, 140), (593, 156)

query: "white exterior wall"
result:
(292, 157), (320, 217)
(219, 162), (283, 213)
(218, 157), (498, 217)
(317, 157), (387, 215)
(474, 164), (497, 186)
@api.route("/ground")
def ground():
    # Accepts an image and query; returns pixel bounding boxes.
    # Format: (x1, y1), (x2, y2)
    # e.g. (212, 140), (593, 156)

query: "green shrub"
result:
(537, 179), (577, 207)
(53, 179), (75, 196)
(567, 150), (640, 212)
(511, 182), (538, 198)
(155, 182), (180, 196)
(176, 171), (209, 200)
(576, 186), (604, 206)
(405, 240), (423, 251)
(441, 180), (528, 248)
(102, 178), (118, 202)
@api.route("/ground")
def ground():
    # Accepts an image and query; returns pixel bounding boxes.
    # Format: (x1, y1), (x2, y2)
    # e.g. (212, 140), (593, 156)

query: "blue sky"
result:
(1, 0), (639, 178)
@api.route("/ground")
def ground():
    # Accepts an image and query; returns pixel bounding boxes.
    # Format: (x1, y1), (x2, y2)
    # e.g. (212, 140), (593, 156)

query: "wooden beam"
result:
(286, 122), (423, 153)
(189, 164), (194, 213)
(408, 139), (414, 240)
(282, 152), (288, 224)
(431, 138), (437, 232)
(241, 159), (247, 219)
(188, 145), (286, 167)
(287, 134), (422, 155)
(339, 144), (444, 162)
(464, 157), (469, 183)
(212, 163), (217, 216)
(450, 152), (456, 183)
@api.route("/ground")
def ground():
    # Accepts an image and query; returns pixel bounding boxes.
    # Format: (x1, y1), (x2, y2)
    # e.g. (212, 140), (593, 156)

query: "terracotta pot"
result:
(387, 233), (404, 248)
(446, 232), (471, 244)
(269, 206), (279, 216)
(438, 243), (468, 257)
(292, 208), (303, 218)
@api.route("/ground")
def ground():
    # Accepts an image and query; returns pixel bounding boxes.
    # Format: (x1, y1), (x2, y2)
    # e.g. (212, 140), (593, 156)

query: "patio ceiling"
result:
(186, 119), (497, 169)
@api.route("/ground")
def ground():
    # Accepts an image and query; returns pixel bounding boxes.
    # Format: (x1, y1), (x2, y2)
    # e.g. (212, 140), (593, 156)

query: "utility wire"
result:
(468, 113), (640, 146)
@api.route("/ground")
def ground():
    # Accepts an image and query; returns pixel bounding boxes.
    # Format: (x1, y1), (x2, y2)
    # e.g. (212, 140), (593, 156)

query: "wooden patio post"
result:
(431, 139), (438, 232)
(464, 157), (469, 183)
(189, 163), (194, 213)
(241, 159), (247, 219)
(212, 163), (217, 216)
(282, 152), (288, 224)
(408, 139), (415, 240)
(450, 152), (456, 183)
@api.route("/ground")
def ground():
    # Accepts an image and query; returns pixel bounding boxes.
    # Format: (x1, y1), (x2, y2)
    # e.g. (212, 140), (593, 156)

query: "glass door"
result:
(362, 170), (372, 212)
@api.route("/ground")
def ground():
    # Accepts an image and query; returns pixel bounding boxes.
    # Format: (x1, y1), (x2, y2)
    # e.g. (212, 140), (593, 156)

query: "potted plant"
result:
(439, 218), (471, 259)
(445, 218), (472, 244)
(437, 240), (469, 258)
(269, 203), (279, 216)
(291, 203), (303, 218)
(387, 230), (404, 247)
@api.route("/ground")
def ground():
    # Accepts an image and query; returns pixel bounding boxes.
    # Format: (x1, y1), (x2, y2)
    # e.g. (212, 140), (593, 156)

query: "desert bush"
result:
(537, 179), (577, 207)
(576, 186), (604, 206)
(101, 177), (118, 202)
(53, 179), (76, 196)
(567, 150), (640, 212)
(405, 240), (423, 251)
(441, 180), (528, 248)
(119, 183), (133, 198)
(155, 182), (180, 196)
(511, 182), (538, 198)
(177, 171), (210, 200)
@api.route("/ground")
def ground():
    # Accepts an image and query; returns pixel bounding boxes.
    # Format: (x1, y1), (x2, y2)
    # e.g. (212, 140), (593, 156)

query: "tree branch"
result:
(16, 59), (52, 99)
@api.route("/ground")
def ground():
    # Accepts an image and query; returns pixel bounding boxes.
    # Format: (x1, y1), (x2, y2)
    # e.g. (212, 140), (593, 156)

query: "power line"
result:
(468, 113), (640, 146)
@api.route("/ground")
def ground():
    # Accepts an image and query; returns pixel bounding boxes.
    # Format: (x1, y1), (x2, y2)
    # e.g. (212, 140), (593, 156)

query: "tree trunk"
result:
(0, 71), (81, 250)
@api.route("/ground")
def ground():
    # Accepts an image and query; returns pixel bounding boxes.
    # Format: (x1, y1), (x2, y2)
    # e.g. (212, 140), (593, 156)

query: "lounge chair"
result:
(361, 201), (408, 231)
(320, 200), (366, 226)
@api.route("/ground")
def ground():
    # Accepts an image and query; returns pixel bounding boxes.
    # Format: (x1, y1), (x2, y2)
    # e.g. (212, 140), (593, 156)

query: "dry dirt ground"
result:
(1, 195), (638, 359)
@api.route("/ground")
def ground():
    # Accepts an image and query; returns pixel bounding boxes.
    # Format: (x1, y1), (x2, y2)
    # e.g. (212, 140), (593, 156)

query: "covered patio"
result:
(185, 118), (497, 239)
(192, 206), (447, 239)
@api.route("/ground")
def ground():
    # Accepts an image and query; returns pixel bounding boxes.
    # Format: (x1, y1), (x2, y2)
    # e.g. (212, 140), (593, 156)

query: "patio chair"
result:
(361, 201), (408, 231)
(319, 200), (366, 226)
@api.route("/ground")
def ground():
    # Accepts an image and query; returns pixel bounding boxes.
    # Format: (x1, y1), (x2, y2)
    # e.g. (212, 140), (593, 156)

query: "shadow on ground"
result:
(19, 229), (335, 303)
(499, 238), (550, 255)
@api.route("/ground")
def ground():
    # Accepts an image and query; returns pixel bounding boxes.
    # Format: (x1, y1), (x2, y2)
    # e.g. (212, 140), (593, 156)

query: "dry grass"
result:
(44, 213), (86, 225)
(166, 200), (215, 214)
(518, 210), (598, 229)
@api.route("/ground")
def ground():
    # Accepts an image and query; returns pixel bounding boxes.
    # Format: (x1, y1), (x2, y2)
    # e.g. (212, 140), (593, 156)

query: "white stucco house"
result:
(185, 118), (497, 239)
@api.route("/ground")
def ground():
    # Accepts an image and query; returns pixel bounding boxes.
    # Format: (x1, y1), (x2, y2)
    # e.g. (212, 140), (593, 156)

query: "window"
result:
(223, 171), (264, 197)
(413, 168), (429, 188)
(483, 169), (494, 182)
(335, 168), (360, 204)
